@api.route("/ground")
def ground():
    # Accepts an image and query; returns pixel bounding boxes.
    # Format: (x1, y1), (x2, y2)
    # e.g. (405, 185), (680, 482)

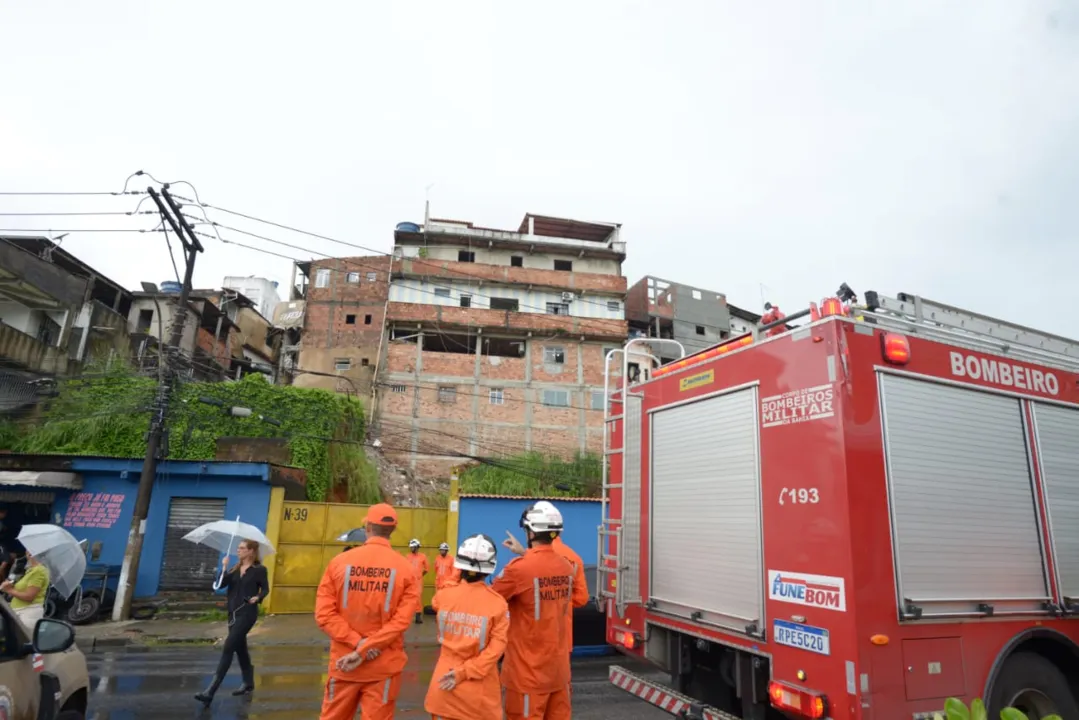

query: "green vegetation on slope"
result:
(0, 367), (380, 503)
(457, 451), (602, 498)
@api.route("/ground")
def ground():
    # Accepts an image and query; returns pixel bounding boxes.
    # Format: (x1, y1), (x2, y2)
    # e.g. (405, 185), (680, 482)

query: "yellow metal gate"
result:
(269, 502), (448, 614)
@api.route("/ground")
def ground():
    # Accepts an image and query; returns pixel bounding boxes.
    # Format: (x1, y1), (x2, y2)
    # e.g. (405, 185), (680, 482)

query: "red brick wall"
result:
(376, 330), (623, 479)
(196, 327), (231, 367)
(298, 253), (627, 481)
(303, 257), (390, 352)
(386, 302), (626, 340)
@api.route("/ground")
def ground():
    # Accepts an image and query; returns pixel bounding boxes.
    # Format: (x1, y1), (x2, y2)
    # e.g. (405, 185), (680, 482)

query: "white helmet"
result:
(454, 533), (498, 574)
(409, 538), (421, 549)
(438, 542), (450, 551)
(520, 500), (564, 534)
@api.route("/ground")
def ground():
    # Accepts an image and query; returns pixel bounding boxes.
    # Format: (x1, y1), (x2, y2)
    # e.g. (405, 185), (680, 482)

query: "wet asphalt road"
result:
(86, 645), (671, 719)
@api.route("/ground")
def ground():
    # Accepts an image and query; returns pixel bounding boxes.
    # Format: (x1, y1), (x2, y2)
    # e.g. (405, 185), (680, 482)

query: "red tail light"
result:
(768, 681), (828, 719)
(881, 332), (911, 365)
(611, 629), (641, 650)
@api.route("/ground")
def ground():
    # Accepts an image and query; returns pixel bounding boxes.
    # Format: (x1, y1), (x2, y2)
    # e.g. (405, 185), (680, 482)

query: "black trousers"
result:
(215, 606), (258, 685)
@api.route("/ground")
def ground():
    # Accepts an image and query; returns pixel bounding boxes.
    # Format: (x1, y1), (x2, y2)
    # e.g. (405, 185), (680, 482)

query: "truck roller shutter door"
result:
(650, 387), (763, 632)
(621, 394), (643, 605)
(879, 374), (1049, 617)
(1032, 403), (1079, 601)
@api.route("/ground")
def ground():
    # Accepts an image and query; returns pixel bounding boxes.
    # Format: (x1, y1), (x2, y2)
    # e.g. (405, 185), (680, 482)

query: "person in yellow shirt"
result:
(1, 551), (50, 629)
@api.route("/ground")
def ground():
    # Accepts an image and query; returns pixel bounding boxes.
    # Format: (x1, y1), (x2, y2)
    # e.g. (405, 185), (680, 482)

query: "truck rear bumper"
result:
(608, 665), (739, 720)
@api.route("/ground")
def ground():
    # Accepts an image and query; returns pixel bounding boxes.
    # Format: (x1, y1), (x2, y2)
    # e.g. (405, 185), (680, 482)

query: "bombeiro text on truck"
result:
(599, 285), (1079, 720)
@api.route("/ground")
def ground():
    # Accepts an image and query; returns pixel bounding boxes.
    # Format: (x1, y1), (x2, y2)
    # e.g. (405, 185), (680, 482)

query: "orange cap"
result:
(365, 503), (398, 527)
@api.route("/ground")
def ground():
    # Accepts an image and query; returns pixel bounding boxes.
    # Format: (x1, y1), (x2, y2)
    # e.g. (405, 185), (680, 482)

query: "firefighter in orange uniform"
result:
(314, 503), (420, 720)
(407, 538), (429, 624)
(434, 541), (461, 590)
(493, 501), (575, 720)
(424, 534), (508, 720)
(504, 502), (590, 654)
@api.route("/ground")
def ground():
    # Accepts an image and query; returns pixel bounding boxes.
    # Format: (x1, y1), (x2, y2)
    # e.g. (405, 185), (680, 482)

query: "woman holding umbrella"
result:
(194, 539), (270, 707)
(1, 551), (50, 628)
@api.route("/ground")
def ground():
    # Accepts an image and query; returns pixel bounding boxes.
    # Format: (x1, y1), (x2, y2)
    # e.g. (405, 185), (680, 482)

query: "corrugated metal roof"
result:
(458, 493), (601, 502)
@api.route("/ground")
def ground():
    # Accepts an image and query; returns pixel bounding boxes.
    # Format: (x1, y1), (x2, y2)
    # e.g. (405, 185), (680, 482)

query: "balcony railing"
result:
(0, 321), (71, 375)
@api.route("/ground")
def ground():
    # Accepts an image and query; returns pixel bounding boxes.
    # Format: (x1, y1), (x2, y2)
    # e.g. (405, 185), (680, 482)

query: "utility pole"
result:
(113, 185), (204, 621)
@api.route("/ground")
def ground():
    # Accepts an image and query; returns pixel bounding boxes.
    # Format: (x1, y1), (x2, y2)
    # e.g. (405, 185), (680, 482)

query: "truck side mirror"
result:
(33, 618), (76, 654)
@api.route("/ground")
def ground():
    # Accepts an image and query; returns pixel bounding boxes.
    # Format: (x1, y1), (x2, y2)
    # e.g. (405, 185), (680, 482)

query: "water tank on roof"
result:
(396, 222), (421, 233)
(271, 280), (279, 289)
(160, 281), (182, 294)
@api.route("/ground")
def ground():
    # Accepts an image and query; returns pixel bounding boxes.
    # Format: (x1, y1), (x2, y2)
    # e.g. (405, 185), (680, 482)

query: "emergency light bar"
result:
(651, 334), (754, 379)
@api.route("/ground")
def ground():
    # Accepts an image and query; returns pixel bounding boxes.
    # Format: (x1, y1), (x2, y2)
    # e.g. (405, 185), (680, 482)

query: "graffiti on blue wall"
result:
(53, 458), (273, 598)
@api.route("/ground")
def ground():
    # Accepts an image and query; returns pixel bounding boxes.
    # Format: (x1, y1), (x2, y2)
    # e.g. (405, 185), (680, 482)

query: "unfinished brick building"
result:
(290, 213), (629, 479)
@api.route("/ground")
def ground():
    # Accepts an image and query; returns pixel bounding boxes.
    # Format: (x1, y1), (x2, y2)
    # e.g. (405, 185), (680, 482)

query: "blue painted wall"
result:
(53, 458), (273, 598)
(455, 496), (601, 578)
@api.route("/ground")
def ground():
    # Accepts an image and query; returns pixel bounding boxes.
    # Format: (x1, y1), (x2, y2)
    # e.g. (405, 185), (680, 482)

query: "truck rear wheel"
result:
(989, 651), (1079, 720)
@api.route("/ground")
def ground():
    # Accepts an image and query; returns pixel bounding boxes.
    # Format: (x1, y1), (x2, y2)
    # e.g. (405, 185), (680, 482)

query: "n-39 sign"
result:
(283, 507), (309, 521)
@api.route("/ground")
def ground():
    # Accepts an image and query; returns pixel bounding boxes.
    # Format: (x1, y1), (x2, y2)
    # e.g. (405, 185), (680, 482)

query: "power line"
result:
(177, 195), (745, 336)
(188, 224), (630, 336)
(0, 228), (164, 233)
(161, 218), (182, 284)
(190, 219), (735, 337)
(0, 191), (145, 196)
(374, 376), (605, 413)
(176, 198), (626, 307)
(0, 211), (157, 217)
(375, 416), (581, 459)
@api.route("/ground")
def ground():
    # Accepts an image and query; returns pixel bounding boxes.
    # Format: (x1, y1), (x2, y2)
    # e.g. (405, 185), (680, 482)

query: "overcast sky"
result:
(2, 1), (1077, 335)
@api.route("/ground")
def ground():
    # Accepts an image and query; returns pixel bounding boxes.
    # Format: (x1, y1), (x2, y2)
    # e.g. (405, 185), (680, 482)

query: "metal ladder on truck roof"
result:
(860, 290), (1079, 373)
(596, 338), (685, 617)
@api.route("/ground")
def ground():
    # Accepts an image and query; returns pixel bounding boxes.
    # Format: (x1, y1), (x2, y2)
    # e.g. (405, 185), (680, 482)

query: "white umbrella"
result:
(182, 516), (275, 558)
(17, 524), (87, 600)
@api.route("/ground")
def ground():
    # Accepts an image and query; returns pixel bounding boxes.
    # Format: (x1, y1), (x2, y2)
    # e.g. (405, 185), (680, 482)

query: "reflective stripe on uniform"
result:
(384, 568), (397, 612)
(382, 677), (391, 703)
(567, 574), (573, 616)
(524, 693), (530, 717)
(478, 615), (489, 649)
(328, 677), (335, 701)
(532, 578), (541, 620)
(342, 565), (352, 608)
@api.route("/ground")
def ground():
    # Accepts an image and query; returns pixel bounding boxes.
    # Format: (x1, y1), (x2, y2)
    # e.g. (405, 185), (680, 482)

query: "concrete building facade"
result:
(625, 276), (734, 360)
(127, 289), (236, 381)
(223, 275), (282, 323)
(289, 213), (629, 479)
(0, 236), (133, 412)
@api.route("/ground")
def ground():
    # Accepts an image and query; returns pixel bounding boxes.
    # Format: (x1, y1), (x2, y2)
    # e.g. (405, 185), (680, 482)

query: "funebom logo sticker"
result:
(768, 570), (847, 612)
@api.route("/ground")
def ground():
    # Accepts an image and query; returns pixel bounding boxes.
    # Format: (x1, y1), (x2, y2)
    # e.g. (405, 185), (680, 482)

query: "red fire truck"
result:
(599, 287), (1079, 720)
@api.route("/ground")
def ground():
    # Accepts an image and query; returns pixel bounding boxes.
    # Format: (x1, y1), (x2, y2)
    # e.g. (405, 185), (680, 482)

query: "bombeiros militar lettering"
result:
(538, 573), (571, 601)
(348, 565), (392, 592)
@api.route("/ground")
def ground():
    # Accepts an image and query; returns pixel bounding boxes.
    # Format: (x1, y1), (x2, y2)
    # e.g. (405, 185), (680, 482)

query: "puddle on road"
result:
(87, 644), (440, 718)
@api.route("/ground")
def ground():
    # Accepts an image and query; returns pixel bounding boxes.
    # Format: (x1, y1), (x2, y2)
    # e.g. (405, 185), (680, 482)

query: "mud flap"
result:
(37, 671), (61, 720)
(609, 665), (741, 720)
